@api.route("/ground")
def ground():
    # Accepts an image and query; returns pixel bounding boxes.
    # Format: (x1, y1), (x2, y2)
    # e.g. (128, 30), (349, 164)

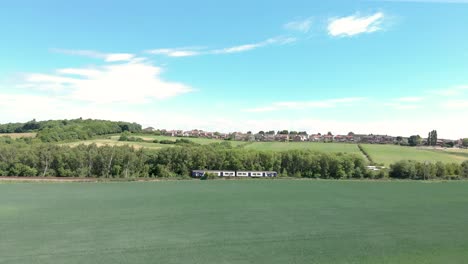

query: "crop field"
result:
(360, 144), (468, 165)
(1, 180), (468, 264)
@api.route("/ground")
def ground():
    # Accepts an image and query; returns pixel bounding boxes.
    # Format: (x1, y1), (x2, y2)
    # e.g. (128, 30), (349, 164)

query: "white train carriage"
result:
(221, 171), (236, 177)
(192, 170), (277, 178)
(236, 171), (250, 177)
(250, 171), (264, 177)
(235, 171), (278, 177)
(191, 170), (235, 177)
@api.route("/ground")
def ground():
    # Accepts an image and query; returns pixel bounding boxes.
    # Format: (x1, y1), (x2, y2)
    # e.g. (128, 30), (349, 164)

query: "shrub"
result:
(201, 172), (218, 180)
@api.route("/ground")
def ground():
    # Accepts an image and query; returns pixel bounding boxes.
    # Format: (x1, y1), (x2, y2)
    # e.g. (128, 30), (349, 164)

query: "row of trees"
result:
(390, 160), (468, 179)
(0, 119), (142, 142)
(427, 130), (438, 146)
(0, 140), (371, 179)
(1, 139), (467, 179)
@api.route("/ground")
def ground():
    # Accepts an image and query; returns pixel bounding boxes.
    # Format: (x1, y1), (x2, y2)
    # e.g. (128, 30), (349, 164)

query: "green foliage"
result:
(462, 161), (468, 178)
(0, 118), (142, 142)
(201, 172), (218, 180)
(463, 139), (468, 148)
(427, 130), (438, 146)
(390, 160), (464, 180)
(408, 135), (422, 147)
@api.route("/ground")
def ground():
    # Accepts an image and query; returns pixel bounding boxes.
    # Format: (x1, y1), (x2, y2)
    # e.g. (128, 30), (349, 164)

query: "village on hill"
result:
(144, 127), (466, 148)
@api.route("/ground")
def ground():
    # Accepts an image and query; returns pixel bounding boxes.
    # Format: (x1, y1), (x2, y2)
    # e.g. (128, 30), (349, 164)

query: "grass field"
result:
(0, 132), (37, 139)
(361, 144), (468, 165)
(1, 180), (468, 264)
(63, 135), (247, 149)
(244, 141), (362, 154)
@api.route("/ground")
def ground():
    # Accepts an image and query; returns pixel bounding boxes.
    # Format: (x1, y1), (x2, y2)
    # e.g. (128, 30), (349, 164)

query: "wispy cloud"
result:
(283, 18), (313, 33)
(148, 36), (296, 57)
(52, 49), (135, 62)
(328, 12), (385, 37)
(429, 85), (468, 96)
(244, 97), (366, 112)
(384, 96), (425, 109)
(440, 99), (468, 109)
(147, 48), (201, 57)
(396, 96), (425, 102)
(212, 37), (296, 54)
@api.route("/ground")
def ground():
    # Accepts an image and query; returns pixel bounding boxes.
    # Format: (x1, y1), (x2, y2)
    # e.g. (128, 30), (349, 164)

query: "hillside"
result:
(62, 133), (468, 165)
(0, 119), (142, 142)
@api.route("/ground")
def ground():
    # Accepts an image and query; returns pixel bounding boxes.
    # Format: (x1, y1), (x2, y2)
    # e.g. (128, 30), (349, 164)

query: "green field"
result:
(63, 135), (468, 165)
(63, 135), (247, 149)
(361, 144), (468, 165)
(244, 141), (362, 153)
(1, 180), (468, 264)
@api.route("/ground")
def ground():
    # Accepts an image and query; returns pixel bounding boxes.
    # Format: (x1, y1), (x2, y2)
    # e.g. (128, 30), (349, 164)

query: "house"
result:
(232, 132), (249, 141)
(275, 134), (289, 142)
(143, 127), (155, 132)
(333, 135), (348, 142)
(293, 134), (308, 142)
(309, 134), (322, 142)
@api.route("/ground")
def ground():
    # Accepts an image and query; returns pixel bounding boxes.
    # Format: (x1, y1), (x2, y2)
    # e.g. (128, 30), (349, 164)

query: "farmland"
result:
(243, 141), (362, 154)
(360, 144), (468, 165)
(1, 180), (468, 264)
(63, 135), (468, 165)
(62, 135), (248, 150)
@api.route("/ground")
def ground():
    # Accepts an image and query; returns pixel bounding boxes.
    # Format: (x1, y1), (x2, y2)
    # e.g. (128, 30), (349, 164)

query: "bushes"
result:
(159, 140), (176, 144)
(390, 160), (465, 180)
(201, 172), (218, 180)
(1, 119), (142, 142)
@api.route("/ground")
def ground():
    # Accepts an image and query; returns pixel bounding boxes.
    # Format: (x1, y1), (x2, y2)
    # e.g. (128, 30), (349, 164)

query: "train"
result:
(191, 170), (278, 178)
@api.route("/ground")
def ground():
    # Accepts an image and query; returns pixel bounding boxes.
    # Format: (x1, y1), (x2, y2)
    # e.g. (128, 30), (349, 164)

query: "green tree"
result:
(408, 135), (422, 147)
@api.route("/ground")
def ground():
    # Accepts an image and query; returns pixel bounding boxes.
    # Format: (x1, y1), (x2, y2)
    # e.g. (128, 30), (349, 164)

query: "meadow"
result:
(360, 144), (468, 165)
(62, 135), (247, 149)
(1, 180), (468, 264)
(243, 141), (362, 154)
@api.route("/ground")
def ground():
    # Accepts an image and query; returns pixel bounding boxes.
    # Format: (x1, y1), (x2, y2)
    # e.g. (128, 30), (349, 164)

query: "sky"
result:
(1, 0), (468, 139)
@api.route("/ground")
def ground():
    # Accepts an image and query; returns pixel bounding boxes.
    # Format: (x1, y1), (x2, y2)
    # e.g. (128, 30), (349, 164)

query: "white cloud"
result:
(244, 97), (365, 112)
(52, 49), (135, 62)
(441, 99), (468, 109)
(430, 85), (468, 96)
(396, 96), (424, 102)
(212, 37), (296, 54)
(284, 18), (313, 33)
(19, 59), (192, 104)
(384, 96), (425, 109)
(328, 12), (384, 37)
(148, 36), (297, 57)
(105, 53), (135, 62)
(1, 93), (467, 139)
(147, 48), (201, 57)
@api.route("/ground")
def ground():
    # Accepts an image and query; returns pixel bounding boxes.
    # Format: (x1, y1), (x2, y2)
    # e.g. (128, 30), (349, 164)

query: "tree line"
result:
(1, 138), (467, 179)
(0, 118), (142, 142)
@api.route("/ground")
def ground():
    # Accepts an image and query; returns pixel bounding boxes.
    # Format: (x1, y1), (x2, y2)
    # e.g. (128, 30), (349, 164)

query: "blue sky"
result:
(1, 0), (468, 138)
